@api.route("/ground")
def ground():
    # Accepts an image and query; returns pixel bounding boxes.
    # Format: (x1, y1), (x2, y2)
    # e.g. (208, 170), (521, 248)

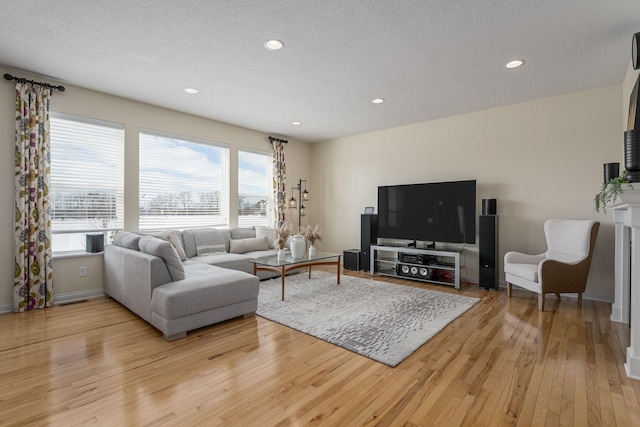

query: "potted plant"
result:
(302, 224), (322, 256)
(275, 221), (293, 260)
(594, 170), (631, 213)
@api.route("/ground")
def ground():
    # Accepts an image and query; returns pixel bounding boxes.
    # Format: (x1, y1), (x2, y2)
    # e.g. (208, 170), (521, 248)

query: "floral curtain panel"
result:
(14, 82), (54, 312)
(272, 139), (286, 227)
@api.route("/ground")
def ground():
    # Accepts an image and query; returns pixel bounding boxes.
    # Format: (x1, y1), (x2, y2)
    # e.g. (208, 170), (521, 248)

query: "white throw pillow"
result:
(152, 230), (188, 261)
(229, 236), (270, 254)
(255, 227), (276, 249)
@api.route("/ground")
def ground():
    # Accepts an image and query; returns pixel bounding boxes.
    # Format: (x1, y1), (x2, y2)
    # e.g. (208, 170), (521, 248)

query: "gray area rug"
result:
(257, 270), (480, 367)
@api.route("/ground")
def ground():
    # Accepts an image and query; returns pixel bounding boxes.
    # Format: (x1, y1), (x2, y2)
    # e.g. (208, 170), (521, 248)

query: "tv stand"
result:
(370, 245), (463, 290)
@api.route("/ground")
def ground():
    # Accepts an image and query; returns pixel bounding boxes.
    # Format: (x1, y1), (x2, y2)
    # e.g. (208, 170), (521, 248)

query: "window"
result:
(238, 149), (274, 228)
(139, 130), (229, 230)
(50, 113), (125, 253)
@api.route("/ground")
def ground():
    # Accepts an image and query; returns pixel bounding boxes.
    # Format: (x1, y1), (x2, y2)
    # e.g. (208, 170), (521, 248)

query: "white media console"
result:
(370, 245), (463, 290)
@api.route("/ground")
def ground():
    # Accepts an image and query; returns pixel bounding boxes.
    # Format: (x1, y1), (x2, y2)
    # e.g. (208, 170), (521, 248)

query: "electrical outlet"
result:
(80, 266), (88, 277)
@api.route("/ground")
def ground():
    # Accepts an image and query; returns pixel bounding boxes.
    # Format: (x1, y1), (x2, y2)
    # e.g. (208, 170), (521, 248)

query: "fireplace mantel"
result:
(612, 198), (640, 380)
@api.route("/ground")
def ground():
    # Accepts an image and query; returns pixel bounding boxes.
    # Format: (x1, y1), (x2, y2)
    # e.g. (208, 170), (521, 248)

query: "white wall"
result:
(310, 84), (623, 301)
(0, 66), (311, 309)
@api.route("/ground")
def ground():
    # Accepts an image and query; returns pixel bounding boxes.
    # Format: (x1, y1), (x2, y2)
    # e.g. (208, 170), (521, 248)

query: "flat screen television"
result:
(377, 180), (477, 244)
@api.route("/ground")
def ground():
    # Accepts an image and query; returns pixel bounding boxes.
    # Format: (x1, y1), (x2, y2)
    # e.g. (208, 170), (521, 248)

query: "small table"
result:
(250, 251), (341, 300)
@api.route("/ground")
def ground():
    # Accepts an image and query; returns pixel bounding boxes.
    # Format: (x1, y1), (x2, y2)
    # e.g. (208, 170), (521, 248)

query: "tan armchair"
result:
(504, 219), (600, 311)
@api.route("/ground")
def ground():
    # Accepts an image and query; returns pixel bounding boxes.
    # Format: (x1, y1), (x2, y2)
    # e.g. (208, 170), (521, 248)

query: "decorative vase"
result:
(625, 130), (640, 182)
(603, 162), (620, 184)
(277, 249), (286, 261)
(290, 234), (306, 258)
(308, 245), (316, 257)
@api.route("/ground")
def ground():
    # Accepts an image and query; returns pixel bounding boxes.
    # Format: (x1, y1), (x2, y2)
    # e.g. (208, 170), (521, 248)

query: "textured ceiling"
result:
(1, 1), (639, 143)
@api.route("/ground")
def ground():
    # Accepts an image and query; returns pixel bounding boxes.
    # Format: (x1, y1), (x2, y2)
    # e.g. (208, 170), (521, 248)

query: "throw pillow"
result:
(138, 236), (185, 281)
(112, 231), (142, 251)
(255, 227), (276, 249)
(229, 236), (270, 254)
(152, 230), (188, 261)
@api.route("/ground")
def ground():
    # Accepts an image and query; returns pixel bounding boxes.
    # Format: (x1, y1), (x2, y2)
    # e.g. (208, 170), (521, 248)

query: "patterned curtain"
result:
(272, 139), (286, 227)
(13, 82), (54, 312)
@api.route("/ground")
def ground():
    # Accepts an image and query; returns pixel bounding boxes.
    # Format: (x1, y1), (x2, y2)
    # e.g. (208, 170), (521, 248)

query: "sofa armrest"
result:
(104, 245), (173, 322)
(504, 251), (545, 265)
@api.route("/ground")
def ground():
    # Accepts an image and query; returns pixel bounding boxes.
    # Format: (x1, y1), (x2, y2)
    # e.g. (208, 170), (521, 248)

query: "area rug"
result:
(256, 271), (480, 367)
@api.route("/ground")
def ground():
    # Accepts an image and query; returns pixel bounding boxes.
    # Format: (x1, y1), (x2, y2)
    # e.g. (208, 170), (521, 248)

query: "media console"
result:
(370, 245), (463, 290)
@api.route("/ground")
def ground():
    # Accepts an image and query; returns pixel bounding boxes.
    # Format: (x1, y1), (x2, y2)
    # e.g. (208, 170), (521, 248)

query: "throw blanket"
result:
(191, 228), (226, 256)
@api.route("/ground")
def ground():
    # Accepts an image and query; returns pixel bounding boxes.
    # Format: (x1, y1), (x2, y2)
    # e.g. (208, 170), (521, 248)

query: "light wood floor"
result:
(1, 269), (639, 426)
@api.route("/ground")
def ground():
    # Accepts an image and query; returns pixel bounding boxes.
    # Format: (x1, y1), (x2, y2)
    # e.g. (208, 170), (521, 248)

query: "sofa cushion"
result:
(229, 227), (256, 240)
(229, 236), (269, 254)
(255, 227), (276, 249)
(112, 231), (142, 250)
(152, 230), (188, 261)
(189, 253), (254, 273)
(151, 264), (259, 319)
(182, 228), (229, 257)
(138, 236), (185, 281)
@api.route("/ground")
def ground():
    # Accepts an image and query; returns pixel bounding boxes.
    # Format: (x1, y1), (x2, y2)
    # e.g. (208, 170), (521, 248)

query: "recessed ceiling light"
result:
(184, 88), (199, 94)
(505, 60), (524, 69)
(291, 121), (302, 126)
(371, 98), (385, 104)
(264, 39), (284, 50)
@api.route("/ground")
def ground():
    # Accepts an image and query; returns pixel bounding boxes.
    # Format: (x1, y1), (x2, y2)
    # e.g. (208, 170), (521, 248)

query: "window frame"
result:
(237, 147), (275, 228)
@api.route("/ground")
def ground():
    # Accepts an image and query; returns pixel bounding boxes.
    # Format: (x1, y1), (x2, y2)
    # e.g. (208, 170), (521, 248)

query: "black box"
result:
(343, 249), (360, 271)
(86, 233), (104, 253)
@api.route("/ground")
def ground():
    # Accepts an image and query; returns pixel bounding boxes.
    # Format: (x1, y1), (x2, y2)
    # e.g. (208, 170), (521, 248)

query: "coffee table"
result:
(250, 251), (341, 300)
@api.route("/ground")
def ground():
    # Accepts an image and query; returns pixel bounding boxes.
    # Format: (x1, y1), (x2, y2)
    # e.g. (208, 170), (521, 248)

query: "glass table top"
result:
(249, 251), (340, 267)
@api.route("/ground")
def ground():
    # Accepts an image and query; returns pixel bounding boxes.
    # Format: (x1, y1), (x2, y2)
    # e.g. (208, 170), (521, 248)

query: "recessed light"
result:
(184, 88), (199, 94)
(264, 39), (284, 50)
(291, 121), (301, 126)
(371, 98), (385, 104)
(505, 60), (524, 69)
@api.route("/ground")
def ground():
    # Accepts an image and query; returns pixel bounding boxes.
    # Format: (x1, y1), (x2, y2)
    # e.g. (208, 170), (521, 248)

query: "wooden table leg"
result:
(308, 265), (312, 279)
(337, 256), (341, 284)
(281, 265), (285, 301)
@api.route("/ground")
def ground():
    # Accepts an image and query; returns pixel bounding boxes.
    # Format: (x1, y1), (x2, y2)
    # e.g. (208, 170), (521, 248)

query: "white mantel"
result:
(612, 195), (640, 380)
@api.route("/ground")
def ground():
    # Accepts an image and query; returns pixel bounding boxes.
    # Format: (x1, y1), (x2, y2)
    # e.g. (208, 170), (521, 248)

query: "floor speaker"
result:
(479, 215), (498, 289)
(360, 214), (378, 271)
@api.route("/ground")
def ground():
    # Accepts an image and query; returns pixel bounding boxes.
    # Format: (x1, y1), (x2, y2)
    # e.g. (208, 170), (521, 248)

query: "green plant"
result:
(594, 170), (632, 213)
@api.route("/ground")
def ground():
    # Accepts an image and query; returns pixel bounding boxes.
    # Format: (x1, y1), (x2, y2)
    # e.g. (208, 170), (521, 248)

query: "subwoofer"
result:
(360, 214), (378, 271)
(479, 215), (498, 289)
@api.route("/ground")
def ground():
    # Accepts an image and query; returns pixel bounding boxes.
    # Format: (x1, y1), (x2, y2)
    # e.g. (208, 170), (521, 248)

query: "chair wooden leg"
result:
(555, 292), (561, 300)
(538, 293), (545, 311)
(577, 293), (583, 307)
(507, 282), (512, 297)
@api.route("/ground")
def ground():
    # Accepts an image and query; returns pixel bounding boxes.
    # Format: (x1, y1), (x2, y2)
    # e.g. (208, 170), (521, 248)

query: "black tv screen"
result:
(377, 180), (476, 244)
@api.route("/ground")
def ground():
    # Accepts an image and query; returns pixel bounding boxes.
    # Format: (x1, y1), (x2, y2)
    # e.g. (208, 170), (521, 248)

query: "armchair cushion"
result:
(504, 262), (538, 283)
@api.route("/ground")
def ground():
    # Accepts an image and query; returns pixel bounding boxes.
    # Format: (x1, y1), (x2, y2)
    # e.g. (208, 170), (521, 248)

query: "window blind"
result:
(139, 130), (229, 230)
(50, 113), (125, 252)
(238, 149), (274, 228)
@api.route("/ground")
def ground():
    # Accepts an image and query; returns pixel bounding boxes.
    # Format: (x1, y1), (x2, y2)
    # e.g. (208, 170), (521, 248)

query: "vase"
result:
(308, 245), (316, 257)
(603, 162), (620, 184)
(290, 234), (306, 258)
(277, 249), (286, 261)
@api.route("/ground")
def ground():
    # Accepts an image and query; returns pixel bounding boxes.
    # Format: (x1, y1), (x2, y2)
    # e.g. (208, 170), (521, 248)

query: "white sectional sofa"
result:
(104, 227), (280, 341)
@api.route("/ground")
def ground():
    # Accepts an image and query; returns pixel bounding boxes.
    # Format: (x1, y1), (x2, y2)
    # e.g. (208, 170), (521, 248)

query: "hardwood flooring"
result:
(0, 269), (638, 426)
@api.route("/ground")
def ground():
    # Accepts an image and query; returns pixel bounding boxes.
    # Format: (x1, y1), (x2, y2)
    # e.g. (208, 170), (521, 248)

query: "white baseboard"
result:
(0, 289), (105, 314)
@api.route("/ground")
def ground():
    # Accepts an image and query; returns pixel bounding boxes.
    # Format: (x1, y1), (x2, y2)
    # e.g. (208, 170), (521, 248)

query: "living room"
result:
(1, 1), (640, 425)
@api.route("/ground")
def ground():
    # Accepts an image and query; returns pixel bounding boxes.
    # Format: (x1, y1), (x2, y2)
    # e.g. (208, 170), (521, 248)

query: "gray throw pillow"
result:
(152, 230), (188, 261)
(229, 236), (270, 254)
(112, 231), (142, 251)
(138, 236), (185, 281)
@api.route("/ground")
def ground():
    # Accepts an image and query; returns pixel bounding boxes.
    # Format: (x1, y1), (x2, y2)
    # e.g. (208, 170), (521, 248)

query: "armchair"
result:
(504, 219), (600, 311)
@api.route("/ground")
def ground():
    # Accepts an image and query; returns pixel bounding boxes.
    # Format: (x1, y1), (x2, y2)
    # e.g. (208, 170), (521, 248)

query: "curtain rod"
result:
(269, 136), (288, 144)
(3, 73), (65, 92)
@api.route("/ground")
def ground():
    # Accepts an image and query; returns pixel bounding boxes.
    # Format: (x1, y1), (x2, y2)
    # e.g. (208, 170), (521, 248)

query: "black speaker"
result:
(482, 199), (497, 215)
(86, 233), (104, 253)
(343, 249), (360, 271)
(360, 214), (378, 271)
(479, 215), (498, 289)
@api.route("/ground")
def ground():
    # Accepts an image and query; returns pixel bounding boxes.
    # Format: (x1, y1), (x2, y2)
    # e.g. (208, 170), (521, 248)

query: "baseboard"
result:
(54, 289), (105, 305)
(0, 289), (105, 314)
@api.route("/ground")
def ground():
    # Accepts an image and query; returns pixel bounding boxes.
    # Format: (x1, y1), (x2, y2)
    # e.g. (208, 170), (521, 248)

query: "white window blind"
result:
(50, 113), (125, 253)
(238, 149), (274, 228)
(139, 130), (229, 230)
